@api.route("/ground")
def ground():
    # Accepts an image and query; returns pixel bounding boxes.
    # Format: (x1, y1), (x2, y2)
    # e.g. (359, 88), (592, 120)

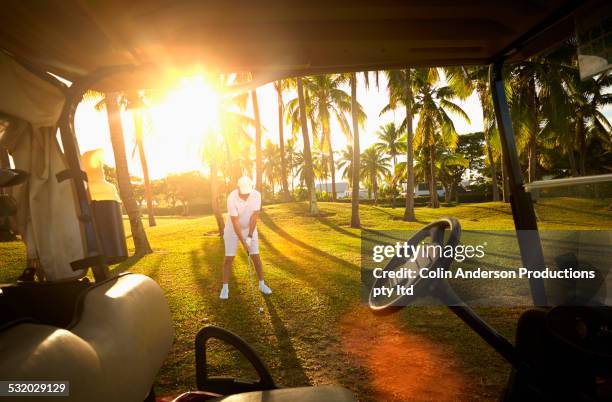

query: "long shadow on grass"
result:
(192, 242), (313, 385)
(315, 215), (361, 239)
(188, 246), (271, 377)
(260, 212), (359, 270)
(315, 213), (416, 245)
(262, 297), (311, 386)
(109, 252), (167, 283)
(258, 233), (355, 308)
(111, 253), (144, 275)
(192, 244), (261, 333)
(370, 206), (427, 224)
(258, 233), (368, 389)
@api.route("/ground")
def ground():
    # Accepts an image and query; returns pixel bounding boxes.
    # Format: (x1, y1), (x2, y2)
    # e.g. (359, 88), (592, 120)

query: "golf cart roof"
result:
(0, 0), (606, 91)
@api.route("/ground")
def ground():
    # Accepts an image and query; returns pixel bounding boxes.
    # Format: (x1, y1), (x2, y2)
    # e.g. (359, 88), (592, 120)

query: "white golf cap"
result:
(237, 176), (254, 195)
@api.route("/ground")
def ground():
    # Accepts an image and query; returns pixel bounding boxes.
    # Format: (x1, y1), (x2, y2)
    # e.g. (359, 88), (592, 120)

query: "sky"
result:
(74, 73), (485, 181)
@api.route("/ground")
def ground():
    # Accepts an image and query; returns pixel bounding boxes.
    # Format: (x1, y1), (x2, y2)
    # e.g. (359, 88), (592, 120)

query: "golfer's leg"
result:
(251, 254), (272, 294)
(221, 233), (238, 299)
(222, 256), (234, 284)
(250, 254), (264, 281)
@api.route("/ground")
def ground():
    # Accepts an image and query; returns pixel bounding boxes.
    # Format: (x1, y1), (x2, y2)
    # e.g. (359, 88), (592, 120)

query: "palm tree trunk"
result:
(527, 77), (538, 183)
(568, 147), (578, 177)
(528, 135), (537, 183)
(251, 89), (263, 191)
(210, 157), (224, 236)
(477, 88), (500, 202)
(372, 173), (377, 205)
(291, 166), (295, 192)
(391, 155), (397, 208)
(276, 83), (291, 201)
(297, 77), (318, 215)
(350, 73), (361, 228)
(136, 137), (156, 227)
(429, 144), (439, 208)
(325, 126), (337, 201)
(576, 117), (587, 176)
(403, 69), (417, 221)
(133, 110), (156, 227)
(104, 93), (152, 256)
(485, 135), (500, 201)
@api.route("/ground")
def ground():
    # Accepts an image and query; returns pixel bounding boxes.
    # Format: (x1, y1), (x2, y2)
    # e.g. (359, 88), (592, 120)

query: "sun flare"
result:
(143, 76), (221, 176)
(154, 76), (221, 137)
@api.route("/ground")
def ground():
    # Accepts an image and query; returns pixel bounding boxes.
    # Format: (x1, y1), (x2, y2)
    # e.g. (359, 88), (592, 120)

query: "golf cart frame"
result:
(0, 1), (610, 401)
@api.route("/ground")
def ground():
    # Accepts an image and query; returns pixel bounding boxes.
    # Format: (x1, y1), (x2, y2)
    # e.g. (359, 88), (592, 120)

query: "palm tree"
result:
(199, 74), (254, 235)
(103, 93), (153, 255)
(508, 52), (572, 183)
(437, 148), (470, 202)
(565, 71), (612, 175)
(296, 77), (318, 215)
(292, 150), (307, 191)
(262, 141), (281, 196)
(273, 80), (292, 201)
(126, 92), (157, 226)
(291, 75), (365, 201)
(284, 137), (298, 192)
(217, 75), (255, 186)
(360, 146), (391, 204)
(383, 69), (418, 221)
(313, 148), (332, 196)
(412, 69), (470, 208)
(375, 122), (405, 208)
(338, 144), (354, 186)
(445, 66), (500, 201)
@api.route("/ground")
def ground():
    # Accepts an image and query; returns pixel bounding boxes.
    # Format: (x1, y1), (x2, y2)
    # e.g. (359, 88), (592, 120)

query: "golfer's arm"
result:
(230, 216), (246, 244)
(248, 211), (259, 237)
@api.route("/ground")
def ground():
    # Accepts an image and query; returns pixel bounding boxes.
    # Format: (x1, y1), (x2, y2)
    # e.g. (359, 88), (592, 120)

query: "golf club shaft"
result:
(247, 254), (257, 306)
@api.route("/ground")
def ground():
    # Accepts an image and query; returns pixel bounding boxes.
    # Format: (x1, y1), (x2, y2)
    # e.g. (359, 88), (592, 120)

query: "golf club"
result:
(246, 252), (264, 314)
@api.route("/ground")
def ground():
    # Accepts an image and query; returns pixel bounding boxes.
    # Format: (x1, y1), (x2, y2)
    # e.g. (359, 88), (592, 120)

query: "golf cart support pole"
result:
(57, 76), (110, 281)
(489, 63), (547, 306)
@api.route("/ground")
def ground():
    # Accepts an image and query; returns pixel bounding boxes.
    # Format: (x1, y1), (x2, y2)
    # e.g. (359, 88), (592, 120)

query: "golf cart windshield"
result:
(527, 175), (612, 306)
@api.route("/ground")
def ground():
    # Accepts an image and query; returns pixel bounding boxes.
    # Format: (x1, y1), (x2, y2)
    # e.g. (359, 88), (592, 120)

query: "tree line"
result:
(88, 40), (611, 256)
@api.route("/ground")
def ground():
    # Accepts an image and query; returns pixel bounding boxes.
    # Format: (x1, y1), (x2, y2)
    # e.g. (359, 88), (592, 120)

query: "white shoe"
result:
(259, 282), (272, 295)
(219, 286), (229, 300)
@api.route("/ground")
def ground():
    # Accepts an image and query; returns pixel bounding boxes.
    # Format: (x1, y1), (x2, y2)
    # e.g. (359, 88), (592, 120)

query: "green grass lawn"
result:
(1, 199), (610, 401)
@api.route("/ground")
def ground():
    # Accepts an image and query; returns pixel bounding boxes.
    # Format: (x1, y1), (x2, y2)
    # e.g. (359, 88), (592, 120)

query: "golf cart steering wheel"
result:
(368, 218), (461, 314)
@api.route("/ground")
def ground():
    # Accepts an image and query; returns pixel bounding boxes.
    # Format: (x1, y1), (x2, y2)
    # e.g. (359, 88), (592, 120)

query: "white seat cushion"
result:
(0, 274), (174, 402)
(210, 386), (357, 402)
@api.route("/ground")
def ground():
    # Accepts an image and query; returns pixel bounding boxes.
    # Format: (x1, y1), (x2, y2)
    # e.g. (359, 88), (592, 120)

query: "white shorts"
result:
(224, 228), (259, 256)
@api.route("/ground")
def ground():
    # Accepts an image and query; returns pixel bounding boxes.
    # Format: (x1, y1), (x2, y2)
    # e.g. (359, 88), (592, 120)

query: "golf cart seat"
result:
(0, 273), (174, 402)
(173, 386), (357, 402)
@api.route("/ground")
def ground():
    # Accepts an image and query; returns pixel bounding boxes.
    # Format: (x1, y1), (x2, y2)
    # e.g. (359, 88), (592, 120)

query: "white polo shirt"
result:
(224, 189), (261, 236)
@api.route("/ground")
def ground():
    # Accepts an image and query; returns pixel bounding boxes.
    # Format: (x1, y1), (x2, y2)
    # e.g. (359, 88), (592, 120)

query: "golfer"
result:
(220, 176), (272, 299)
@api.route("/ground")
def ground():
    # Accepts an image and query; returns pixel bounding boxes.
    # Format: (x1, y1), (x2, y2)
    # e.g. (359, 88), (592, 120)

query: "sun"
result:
(156, 75), (221, 135)
(145, 76), (221, 176)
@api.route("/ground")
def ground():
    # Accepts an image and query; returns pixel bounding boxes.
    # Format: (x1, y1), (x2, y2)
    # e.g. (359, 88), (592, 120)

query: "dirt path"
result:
(340, 307), (470, 401)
